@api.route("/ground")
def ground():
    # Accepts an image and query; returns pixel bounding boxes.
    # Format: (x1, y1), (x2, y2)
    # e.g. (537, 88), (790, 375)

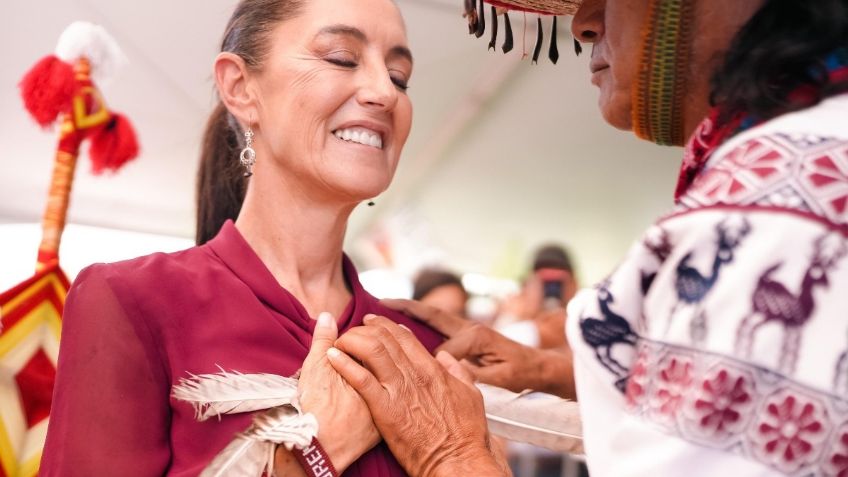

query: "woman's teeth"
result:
(333, 128), (383, 149)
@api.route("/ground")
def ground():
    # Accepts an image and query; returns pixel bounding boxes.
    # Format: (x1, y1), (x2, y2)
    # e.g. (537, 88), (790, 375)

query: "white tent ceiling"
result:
(0, 0), (681, 285)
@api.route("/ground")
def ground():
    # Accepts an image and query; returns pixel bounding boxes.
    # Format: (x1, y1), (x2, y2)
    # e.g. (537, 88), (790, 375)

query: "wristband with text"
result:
(292, 437), (339, 477)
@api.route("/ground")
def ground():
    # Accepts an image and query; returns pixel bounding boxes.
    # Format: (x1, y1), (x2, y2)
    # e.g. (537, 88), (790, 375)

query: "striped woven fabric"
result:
(632, 0), (696, 146)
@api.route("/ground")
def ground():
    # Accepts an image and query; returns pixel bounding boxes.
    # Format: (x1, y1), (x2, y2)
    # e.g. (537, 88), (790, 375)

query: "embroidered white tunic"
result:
(566, 93), (848, 477)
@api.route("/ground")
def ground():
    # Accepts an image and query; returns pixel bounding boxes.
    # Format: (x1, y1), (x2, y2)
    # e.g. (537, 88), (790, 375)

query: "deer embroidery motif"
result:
(735, 232), (847, 374)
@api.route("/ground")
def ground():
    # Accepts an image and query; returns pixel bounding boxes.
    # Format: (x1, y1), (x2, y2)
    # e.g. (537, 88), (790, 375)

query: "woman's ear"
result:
(214, 52), (257, 125)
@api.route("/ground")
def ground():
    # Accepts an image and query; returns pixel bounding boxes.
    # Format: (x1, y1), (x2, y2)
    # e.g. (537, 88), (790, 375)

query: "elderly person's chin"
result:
(597, 83), (634, 132)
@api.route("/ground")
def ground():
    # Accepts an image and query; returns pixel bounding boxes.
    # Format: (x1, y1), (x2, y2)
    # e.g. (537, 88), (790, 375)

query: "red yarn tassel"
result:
(19, 55), (75, 128)
(88, 113), (139, 174)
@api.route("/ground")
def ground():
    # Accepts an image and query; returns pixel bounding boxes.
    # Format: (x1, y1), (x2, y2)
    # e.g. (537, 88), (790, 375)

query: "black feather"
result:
(549, 17), (559, 64)
(502, 12), (514, 53)
(475, 0), (486, 38)
(488, 6), (498, 51)
(532, 17), (543, 64)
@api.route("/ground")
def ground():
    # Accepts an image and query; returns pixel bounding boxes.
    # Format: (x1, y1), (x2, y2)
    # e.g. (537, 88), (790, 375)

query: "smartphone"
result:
(539, 279), (561, 310)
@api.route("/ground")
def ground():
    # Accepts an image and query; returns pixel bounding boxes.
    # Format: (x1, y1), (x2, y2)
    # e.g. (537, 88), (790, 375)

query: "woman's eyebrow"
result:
(315, 24), (413, 64)
(389, 46), (414, 65)
(315, 24), (367, 42)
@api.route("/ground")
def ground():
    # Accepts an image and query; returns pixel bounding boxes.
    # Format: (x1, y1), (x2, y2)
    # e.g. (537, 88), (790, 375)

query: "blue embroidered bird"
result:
(667, 217), (751, 342)
(580, 284), (637, 392)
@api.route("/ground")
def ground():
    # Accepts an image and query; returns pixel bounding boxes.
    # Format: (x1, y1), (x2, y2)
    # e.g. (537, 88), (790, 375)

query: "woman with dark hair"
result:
(39, 0), (455, 475)
(412, 268), (468, 317)
(320, 0), (848, 476)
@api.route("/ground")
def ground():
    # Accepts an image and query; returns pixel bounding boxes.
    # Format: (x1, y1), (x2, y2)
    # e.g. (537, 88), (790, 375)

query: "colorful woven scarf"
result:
(632, 0), (696, 147)
(675, 48), (848, 201)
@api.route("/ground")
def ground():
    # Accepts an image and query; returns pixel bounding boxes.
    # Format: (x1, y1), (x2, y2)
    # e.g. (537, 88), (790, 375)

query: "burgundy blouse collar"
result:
(205, 220), (367, 333)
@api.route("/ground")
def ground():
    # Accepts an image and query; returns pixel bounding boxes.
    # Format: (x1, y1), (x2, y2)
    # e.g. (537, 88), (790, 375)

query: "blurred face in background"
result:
(420, 283), (468, 317)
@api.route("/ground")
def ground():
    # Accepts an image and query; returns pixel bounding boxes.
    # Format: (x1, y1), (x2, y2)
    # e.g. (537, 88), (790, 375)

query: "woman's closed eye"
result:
(325, 54), (410, 92)
(390, 72), (410, 92)
(324, 51), (358, 68)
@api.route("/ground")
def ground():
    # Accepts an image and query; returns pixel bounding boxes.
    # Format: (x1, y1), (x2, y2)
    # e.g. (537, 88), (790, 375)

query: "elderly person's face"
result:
(572, 0), (650, 131)
(251, 0), (413, 204)
(573, 0), (768, 136)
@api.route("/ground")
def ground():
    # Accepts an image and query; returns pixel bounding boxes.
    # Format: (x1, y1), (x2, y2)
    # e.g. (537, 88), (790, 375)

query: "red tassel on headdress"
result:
(19, 55), (75, 128)
(88, 113), (139, 174)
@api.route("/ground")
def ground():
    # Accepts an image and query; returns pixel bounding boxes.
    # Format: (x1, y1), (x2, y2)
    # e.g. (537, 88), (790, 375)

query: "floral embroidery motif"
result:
(689, 368), (753, 438)
(654, 357), (693, 417)
(625, 348), (650, 407)
(626, 340), (844, 476)
(686, 137), (791, 206)
(825, 423), (848, 477)
(751, 391), (829, 473)
(679, 134), (848, 229)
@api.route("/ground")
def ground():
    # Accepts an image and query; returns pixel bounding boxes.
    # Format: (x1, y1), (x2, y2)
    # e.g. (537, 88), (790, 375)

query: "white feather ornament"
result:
(478, 384), (584, 454)
(172, 370), (300, 421)
(174, 371), (584, 476)
(200, 406), (319, 477)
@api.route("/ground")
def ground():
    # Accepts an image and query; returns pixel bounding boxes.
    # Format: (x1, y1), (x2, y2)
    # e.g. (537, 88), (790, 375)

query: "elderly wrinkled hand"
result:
(382, 299), (575, 399)
(326, 314), (506, 477)
(278, 312), (380, 474)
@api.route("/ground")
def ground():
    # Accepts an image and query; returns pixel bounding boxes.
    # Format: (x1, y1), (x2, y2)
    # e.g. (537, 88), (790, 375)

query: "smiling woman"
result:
(38, 1), (447, 476)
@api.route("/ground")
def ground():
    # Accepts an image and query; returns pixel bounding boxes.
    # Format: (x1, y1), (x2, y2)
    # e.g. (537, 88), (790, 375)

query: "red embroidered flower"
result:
(753, 393), (828, 472)
(654, 357), (693, 417)
(827, 424), (848, 477)
(691, 369), (752, 437)
(625, 349), (649, 407)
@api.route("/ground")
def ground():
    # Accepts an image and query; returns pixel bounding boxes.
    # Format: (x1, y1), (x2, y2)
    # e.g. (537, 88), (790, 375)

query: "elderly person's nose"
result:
(357, 65), (399, 111)
(571, 0), (605, 43)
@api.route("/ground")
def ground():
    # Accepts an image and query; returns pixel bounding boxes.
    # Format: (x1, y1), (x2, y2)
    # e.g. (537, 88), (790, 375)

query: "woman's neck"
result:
(235, 172), (356, 319)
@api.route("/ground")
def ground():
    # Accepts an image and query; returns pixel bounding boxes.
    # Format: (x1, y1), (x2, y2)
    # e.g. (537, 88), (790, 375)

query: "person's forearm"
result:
(274, 446), (308, 477)
(537, 346), (576, 399)
(430, 450), (509, 477)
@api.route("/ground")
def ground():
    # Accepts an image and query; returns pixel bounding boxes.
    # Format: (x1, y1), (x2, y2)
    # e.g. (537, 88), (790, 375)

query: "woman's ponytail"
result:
(196, 102), (246, 245)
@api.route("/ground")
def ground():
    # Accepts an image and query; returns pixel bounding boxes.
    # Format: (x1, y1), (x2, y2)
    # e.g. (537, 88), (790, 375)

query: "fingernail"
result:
(399, 324), (411, 332)
(318, 312), (334, 328)
(327, 347), (341, 358)
(363, 314), (375, 323)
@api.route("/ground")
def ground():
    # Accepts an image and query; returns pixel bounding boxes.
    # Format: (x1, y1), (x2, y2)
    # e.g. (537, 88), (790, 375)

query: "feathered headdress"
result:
(462, 0), (585, 63)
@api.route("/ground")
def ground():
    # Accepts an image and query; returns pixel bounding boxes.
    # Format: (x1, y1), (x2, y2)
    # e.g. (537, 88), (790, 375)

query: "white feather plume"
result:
(172, 370), (300, 421)
(200, 434), (272, 477)
(478, 383), (584, 454)
(200, 406), (319, 477)
(176, 371), (584, 476)
(54, 21), (127, 85)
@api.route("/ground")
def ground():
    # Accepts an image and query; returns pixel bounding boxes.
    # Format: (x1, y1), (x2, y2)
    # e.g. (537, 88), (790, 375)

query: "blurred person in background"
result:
(412, 267), (469, 318)
(496, 244), (578, 349)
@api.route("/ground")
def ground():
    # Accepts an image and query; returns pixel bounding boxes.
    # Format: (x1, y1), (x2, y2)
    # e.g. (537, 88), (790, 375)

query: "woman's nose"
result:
(571, 0), (605, 43)
(356, 65), (398, 112)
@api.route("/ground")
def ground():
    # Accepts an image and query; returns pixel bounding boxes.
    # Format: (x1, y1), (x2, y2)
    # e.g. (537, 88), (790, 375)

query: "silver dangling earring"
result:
(240, 126), (256, 178)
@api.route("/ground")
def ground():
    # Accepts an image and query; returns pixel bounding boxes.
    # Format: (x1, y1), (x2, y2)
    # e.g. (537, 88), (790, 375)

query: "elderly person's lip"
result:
(590, 62), (609, 74)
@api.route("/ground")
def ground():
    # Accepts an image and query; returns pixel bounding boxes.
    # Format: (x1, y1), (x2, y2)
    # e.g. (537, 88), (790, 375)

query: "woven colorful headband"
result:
(463, 0), (585, 64)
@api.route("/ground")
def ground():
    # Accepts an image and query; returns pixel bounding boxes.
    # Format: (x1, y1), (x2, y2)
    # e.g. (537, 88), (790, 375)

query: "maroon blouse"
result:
(40, 221), (443, 476)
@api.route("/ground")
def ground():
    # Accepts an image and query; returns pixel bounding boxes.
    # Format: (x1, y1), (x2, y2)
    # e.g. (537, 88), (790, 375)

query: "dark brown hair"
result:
(412, 268), (467, 301)
(196, 0), (305, 245)
(711, 0), (848, 122)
